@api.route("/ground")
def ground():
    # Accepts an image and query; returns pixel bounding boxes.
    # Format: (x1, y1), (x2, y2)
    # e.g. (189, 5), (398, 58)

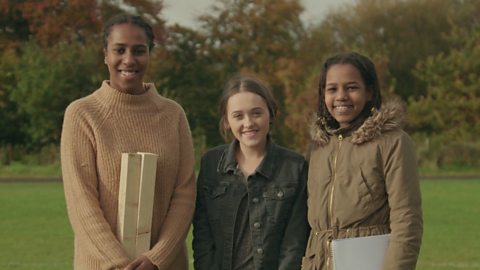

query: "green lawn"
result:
(0, 180), (479, 269)
(417, 180), (480, 270)
(0, 182), (72, 270)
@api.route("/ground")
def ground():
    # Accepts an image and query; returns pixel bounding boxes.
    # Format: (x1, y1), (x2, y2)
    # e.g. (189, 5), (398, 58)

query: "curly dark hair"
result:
(317, 52), (382, 129)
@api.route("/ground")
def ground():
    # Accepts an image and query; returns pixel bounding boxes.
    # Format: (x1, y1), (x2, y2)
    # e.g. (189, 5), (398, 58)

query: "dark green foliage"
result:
(7, 39), (105, 149)
(0, 51), (28, 149)
(409, 26), (480, 168)
(0, 0), (479, 170)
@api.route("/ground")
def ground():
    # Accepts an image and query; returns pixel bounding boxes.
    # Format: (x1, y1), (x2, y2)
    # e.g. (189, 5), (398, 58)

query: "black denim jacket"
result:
(193, 139), (309, 270)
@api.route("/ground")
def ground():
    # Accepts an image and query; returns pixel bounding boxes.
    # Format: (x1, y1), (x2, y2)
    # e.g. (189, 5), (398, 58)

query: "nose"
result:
(122, 51), (135, 65)
(243, 115), (254, 127)
(335, 87), (348, 100)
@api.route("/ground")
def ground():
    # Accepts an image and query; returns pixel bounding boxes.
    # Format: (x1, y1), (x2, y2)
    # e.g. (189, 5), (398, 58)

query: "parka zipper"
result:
(327, 134), (343, 270)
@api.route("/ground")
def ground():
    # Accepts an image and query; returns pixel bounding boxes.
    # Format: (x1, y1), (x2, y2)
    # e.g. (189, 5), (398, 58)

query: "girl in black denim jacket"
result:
(193, 74), (309, 270)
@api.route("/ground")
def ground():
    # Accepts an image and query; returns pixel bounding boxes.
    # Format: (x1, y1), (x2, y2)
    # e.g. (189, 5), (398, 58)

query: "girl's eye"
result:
(114, 48), (125, 54)
(133, 48), (147, 55)
(326, 87), (336, 92)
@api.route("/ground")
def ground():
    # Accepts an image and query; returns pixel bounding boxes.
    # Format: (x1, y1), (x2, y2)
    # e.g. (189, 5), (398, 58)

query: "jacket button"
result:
(252, 197), (259, 203)
(253, 222), (261, 229)
(277, 191), (284, 198)
(256, 248), (264, 255)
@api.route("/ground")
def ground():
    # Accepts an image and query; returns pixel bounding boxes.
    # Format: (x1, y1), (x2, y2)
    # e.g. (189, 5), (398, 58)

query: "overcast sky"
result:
(162, 0), (355, 29)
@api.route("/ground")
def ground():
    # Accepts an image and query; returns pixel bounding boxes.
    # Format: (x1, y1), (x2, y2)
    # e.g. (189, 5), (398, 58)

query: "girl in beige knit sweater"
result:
(61, 14), (196, 270)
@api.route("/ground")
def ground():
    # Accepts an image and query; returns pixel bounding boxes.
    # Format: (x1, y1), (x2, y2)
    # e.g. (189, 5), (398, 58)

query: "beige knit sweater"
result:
(61, 81), (196, 270)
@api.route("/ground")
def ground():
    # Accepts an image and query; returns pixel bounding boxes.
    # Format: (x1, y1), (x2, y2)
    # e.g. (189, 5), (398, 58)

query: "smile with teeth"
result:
(120, 70), (138, 78)
(334, 105), (353, 113)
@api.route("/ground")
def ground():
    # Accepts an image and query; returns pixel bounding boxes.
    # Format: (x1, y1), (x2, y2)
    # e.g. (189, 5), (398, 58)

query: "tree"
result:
(153, 0), (306, 149)
(409, 26), (480, 168)
(0, 0), (31, 51)
(1, 0), (166, 47)
(147, 24), (221, 151)
(282, 0), (465, 152)
(0, 49), (29, 163)
(0, 0), (168, 152)
(305, 0), (455, 99)
(8, 39), (105, 149)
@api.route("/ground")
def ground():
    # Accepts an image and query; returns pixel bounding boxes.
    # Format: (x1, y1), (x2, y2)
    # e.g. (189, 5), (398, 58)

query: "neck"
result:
(109, 82), (146, 95)
(235, 142), (266, 177)
(238, 142), (266, 159)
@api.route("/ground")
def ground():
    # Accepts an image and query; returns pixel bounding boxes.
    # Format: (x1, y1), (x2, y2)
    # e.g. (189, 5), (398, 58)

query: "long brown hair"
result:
(218, 74), (277, 141)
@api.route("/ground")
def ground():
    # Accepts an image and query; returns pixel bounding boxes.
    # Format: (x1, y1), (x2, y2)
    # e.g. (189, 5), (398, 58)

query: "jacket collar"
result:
(309, 98), (406, 146)
(217, 136), (276, 179)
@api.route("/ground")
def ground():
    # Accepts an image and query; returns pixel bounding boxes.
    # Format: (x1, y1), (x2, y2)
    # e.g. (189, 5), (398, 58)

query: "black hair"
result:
(317, 52), (382, 128)
(102, 14), (155, 51)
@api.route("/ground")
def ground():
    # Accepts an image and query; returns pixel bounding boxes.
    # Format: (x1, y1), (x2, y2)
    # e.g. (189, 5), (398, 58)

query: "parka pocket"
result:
(359, 167), (386, 204)
(359, 158), (385, 200)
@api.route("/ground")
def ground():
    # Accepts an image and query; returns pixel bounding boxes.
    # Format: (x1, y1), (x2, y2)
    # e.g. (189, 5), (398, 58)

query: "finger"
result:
(124, 259), (142, 270)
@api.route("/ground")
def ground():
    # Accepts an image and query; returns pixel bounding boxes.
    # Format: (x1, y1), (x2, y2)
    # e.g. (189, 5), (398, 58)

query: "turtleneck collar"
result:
(94, 80), (158, 109)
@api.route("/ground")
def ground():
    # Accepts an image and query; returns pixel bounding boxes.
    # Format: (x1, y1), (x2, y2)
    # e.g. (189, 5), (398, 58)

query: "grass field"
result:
(416, 180), (480, 269)
(0, 180), (479, 270)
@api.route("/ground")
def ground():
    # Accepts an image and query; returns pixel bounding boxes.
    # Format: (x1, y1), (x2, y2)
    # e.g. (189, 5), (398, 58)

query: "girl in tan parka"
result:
(302, 52), (422, 270)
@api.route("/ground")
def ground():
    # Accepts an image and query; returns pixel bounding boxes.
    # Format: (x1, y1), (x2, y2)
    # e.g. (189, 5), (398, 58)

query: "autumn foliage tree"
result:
(0, 0), (166, 158)
(0, 0), (165, 47)
(0, 0), (479, 171)
(283, 0), (466, 153)
(153, 0), (306, 149)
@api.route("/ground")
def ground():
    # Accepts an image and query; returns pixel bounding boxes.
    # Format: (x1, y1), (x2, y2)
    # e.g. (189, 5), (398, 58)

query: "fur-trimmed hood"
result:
(309, 98), (407, 146)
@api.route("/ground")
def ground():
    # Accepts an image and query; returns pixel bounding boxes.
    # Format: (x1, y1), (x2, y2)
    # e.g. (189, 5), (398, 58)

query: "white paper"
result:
(332, 234), (389, 270)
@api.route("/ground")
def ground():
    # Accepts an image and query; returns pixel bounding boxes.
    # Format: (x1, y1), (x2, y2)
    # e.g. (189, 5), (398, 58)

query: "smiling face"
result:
(324, 64), (372, 128)
(104, 23), (149, 94)
(225, 91), (270, 152)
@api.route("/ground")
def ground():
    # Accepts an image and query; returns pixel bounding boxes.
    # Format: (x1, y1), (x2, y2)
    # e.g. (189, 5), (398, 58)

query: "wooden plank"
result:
(117, 153), (141, 259)
(135, 152), (157, 256)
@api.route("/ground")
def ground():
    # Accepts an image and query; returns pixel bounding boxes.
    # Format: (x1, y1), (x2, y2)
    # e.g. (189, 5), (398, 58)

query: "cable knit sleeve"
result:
(61, 102), (130, 269)
(145, 107), (196, 269)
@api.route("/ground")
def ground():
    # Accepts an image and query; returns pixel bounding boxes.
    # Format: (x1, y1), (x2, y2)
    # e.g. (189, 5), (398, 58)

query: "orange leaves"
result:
(10, 0), (100, 46)
(2, 0), (166, 47)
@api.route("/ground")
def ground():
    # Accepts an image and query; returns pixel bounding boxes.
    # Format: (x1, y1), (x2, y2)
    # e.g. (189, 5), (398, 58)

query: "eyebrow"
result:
(111, 43), (148, 48)
(230, 107), (264, 114)
(326, 81), (360, 86)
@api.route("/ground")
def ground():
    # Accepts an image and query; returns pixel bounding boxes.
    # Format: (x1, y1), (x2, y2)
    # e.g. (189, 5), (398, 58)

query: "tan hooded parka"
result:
(302, 99), (423, 270)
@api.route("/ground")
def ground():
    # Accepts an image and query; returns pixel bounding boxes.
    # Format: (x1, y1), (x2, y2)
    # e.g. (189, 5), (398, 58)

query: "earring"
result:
(371, 107), (376, 114)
